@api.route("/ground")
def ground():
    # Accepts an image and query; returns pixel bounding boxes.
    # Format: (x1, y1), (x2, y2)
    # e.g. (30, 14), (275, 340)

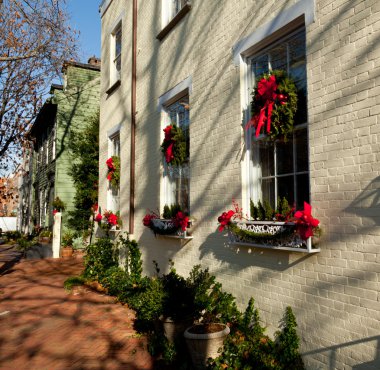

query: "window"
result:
(110, 22), (122, 85)
(107, 131), (120, 212)
(158, 0), (191, 40)
(248, 29), (308, 210)
(162, 95), (190, 214)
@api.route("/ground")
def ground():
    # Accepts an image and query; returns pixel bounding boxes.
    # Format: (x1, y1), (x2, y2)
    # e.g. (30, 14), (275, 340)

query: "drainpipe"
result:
(129, 0), (137, 234)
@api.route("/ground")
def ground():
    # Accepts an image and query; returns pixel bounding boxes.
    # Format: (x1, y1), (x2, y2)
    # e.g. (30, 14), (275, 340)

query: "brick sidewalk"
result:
(0, 256), (154, 370)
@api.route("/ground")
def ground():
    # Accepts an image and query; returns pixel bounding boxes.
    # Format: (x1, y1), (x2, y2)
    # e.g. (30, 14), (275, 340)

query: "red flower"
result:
(217, 210), (235, 232)
(53, 209), (58, 216)
(173, 211), (189, 231)
(95, 213), (102, 222)
(106, 157), (115, 171)
(92, 203), (98, 213)
(294, 202), (320, 240)
(108, 213), (118, 226)
(143, 213), (158, 227)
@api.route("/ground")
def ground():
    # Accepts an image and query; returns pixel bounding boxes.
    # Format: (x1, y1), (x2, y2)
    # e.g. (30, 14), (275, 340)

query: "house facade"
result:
(99, 1), (380, 369)
(23, 58), (101, 232)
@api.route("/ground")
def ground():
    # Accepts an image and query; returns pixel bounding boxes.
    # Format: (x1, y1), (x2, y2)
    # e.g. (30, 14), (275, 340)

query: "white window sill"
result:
(157, 2), (191, 41)
(106, 79), (121, 95)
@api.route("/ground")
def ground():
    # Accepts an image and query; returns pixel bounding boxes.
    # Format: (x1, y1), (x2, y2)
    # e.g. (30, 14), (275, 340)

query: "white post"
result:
(52, 212), (62, 258)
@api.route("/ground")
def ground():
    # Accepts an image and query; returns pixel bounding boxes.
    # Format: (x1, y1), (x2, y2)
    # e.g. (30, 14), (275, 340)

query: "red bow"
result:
(294, 202), (319, 240)
(246, 75), (280, 137)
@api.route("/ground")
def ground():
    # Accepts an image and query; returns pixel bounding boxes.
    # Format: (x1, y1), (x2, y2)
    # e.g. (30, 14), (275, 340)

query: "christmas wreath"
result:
(106, 156), (120, 188)
(246, 70), (298, 141)
(160, 124), (187, 166)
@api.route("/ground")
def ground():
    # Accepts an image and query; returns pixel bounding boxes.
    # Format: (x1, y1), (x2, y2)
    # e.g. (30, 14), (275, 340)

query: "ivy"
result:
(67, 111), (99, 233)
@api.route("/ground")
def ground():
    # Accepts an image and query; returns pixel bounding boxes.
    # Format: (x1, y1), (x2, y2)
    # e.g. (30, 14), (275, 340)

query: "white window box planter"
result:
(151, 218), (193, 240)
(228, 221), (319, 253)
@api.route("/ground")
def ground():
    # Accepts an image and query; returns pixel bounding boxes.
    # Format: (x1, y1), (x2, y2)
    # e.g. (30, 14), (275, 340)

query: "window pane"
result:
(296, 174), (309, 208)
(277, 176), (294, 206)
(251, 55), (269, 80)
(257, 141), (274, 177)
(270, 44), (287, 71)
(261, 178), (275, 208)
(295, 129), (308, 172)
(276, 140), (293, 174)
(289, 31), (306, 86)
(289, 31), (307, 125)
(115, 28), (122, 56)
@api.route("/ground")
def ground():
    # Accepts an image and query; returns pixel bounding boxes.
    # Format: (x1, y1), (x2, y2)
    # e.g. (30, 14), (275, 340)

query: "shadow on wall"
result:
(344, 176), (380, 226)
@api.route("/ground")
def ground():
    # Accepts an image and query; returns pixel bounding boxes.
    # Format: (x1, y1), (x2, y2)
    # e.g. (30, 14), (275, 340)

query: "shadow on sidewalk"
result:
(0, 245), (22, 275)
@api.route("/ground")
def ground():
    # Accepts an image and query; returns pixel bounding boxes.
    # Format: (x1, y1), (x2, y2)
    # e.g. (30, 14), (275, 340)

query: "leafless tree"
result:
(0, 0), (78, 174)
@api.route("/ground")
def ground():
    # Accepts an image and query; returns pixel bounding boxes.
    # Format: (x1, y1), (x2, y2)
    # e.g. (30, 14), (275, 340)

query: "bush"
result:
(64, 276), (86, 291)
(83, 237), (117, 280)
(61, 230), (74, 247)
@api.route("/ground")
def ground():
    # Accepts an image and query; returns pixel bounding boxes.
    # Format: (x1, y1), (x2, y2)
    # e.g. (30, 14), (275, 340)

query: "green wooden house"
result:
(27, 57), (100, 231)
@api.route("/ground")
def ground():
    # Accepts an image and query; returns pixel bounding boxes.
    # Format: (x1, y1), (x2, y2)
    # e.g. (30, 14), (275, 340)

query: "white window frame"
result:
(234, 0), (315, 213)
(106, 124), (121, 212)
(158, 77), (192, 214)
(110, 20), (122, 86)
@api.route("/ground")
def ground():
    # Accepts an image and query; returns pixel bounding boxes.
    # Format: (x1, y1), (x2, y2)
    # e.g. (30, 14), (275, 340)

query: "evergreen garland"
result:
(250, 69), (298, 141)
(160, 124), (187, 166)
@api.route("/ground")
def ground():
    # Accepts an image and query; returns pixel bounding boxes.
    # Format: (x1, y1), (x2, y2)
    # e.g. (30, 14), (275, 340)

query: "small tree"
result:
(0, 0), (77, 174)
(67, 112), (99, 233)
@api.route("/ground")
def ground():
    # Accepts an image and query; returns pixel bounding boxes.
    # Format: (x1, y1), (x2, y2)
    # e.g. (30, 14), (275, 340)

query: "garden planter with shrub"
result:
(184, 323), (230, 369)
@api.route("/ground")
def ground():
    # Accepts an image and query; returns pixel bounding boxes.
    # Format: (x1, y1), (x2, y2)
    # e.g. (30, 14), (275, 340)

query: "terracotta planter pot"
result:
(184, 323), (230, 369)
(73, 249), (86, 259)
(61, 246), (73, 259)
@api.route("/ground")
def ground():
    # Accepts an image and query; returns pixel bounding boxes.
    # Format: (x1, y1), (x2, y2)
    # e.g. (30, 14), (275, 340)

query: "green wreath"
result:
(248, 70), (298, 141)
(161, 124), (187, 166)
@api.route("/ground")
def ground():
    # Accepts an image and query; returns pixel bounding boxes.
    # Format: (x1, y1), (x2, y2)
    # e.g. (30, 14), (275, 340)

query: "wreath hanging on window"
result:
(246, 70), (298, 141)
(106, 155), (120, 188)
(160, 124), (187, 166)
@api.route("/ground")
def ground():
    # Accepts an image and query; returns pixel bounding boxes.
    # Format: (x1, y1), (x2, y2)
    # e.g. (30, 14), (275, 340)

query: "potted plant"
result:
(159, 261), (195, 343)
(61, 230), (74, 258)
(52, 196), (66, 213)
(39, 230), (52, 243)
(183, 265), (240, 370)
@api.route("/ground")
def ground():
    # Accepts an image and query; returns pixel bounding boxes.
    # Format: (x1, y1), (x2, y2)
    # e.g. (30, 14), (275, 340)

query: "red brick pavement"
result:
(0, 255), (155, 370)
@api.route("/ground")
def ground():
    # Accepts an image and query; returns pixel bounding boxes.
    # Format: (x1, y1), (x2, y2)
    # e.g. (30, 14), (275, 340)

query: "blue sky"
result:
(66, 0), (101, 62)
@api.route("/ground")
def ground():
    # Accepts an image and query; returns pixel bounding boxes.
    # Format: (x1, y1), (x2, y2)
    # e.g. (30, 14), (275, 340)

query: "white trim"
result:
(108, 11), (125, 36)
(107, 123), (122, 138)
(158, 77), (192, 212)
(232, 0), (315, 66)
(158, 76), (192, 110)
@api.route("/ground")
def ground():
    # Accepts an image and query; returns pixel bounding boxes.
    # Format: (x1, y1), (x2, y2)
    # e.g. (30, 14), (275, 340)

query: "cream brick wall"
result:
(99, 1), (380, 369)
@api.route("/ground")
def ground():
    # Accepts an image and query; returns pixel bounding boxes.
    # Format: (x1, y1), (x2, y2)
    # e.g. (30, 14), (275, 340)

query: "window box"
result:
(228, 220), (319, 253)
(151, 218), (193, 239)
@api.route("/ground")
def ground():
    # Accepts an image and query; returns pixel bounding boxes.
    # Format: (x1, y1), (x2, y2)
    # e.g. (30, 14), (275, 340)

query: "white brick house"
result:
(98, 1), (380, 368)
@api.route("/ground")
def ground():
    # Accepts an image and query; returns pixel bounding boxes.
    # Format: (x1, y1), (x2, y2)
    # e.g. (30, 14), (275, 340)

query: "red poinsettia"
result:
(173, 211), (189, 231)
(95, 213), (102, 222)
(104, 211), (119, 226)
(143, 213), (156, 227)
(217, 210), (235, 232)
(293, 202), (320, 240)
(53, 209), (58, 216)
